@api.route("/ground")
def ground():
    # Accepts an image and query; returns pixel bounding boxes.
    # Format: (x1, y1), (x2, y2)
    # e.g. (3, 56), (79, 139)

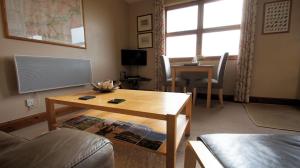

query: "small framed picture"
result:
(262, 0), (292, 34)
(137, 14), (152, 32)
(138, 33), (153, 49)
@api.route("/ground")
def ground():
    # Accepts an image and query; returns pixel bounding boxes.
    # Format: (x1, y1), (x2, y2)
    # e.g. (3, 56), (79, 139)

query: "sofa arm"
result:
(0, 131), (28, 155)
(0, 128), (114, 168)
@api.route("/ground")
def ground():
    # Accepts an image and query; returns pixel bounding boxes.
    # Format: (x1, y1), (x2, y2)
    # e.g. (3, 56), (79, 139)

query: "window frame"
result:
(165, 0), (242, 61)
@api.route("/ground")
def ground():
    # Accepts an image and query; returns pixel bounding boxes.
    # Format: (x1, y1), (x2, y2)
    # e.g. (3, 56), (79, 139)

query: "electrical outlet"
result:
(25, 98), (34, 109)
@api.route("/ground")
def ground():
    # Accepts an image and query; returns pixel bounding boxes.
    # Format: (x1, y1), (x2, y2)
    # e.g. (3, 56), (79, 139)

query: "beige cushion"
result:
(0, 128), (114, 168)
(0, 131), (27, 155)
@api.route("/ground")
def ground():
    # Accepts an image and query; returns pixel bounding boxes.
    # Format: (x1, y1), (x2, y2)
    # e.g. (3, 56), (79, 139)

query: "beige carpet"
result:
(245, 103), (300, 132)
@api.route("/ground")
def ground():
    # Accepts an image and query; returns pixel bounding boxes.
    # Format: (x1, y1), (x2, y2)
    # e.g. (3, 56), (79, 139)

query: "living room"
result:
(0, 0), (299, 168)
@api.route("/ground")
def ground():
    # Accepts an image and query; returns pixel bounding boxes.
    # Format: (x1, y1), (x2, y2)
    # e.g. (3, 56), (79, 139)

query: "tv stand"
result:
(121, 76), (151, 90)
(126, 75), (140, 78)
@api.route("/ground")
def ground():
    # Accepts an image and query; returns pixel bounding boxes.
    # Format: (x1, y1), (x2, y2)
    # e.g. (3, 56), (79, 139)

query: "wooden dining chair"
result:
(190, 53), (229, 105)
(160, 56), (188, 92)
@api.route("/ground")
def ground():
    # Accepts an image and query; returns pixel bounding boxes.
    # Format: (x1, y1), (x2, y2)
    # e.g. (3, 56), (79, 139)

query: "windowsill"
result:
(169, 57), (193, 63)
(169, 55), (238, 63)
(203, 55), (238, 61)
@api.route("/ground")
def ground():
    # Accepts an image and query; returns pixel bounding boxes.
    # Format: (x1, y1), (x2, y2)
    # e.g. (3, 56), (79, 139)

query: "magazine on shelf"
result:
(63, 115), (166, 151)
(63, 115), (105, 130)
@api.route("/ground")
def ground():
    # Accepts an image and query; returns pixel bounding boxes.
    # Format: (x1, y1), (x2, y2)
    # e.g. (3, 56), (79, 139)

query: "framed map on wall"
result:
(263, 0), (292, 34)
(1, 0), (86, 49)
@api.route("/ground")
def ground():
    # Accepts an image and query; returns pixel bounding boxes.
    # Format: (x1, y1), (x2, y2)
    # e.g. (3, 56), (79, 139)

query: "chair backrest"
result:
(216, 52), (229, 87)
(160, 56), (171, 82)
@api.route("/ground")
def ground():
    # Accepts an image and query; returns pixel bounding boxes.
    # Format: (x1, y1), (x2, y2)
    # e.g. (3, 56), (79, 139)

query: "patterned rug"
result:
(245, 103), (300, 132)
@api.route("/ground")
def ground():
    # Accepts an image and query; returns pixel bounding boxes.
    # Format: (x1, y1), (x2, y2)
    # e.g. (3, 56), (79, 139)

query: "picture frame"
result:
(138, 32), (153, 49)
(1, 0), (86, 49)
(137, 14), (152, 32)
(262, 0), (292, 34)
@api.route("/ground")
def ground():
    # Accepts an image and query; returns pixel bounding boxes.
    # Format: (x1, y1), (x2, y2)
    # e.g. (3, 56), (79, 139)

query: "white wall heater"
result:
(14, 55), (92, 94)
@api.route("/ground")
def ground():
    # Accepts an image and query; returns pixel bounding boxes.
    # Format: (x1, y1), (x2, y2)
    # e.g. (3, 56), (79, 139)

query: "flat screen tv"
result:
(121, 49), (147, 66)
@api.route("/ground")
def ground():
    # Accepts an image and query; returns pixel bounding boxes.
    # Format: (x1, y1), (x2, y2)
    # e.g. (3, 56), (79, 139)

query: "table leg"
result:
(166, 115), (177, 168)
(171, 69), (176, 92)
(206, 69), (213, 109)
(184, 142), (197, 168)
(46, 98), (57, 131)
(185, 95), (192, 136)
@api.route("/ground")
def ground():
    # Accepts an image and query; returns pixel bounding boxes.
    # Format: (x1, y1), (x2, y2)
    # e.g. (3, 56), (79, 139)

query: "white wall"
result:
(251, 0), (300, 99)
(0, 0), (129, 123)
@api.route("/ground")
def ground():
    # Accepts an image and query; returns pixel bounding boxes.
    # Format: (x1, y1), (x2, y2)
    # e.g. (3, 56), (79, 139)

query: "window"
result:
(166, 0), (244, 58)
(166, 5), (198, 58)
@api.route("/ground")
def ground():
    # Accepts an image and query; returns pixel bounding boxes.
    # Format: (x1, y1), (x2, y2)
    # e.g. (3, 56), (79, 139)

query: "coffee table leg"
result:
(166, 115), (177, 168)
(185, 96), (192, 136)
(46, 98), (57, 131)
(184, 142), (197, 168)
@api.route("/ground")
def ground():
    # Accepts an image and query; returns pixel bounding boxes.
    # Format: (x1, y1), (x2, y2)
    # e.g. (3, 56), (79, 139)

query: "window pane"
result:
(167, 5), (198, 33)
(202, 30), (240, 56)
(166, 35), (197, 58)
(203, 0), (243, 28)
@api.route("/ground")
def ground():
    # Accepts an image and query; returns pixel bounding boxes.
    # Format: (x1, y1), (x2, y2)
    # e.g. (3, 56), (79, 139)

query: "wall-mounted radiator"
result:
(14, 55), (92, 94)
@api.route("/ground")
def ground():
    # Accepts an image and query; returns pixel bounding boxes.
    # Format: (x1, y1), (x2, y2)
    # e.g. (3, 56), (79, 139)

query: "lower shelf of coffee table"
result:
(58, 109), (189, 155)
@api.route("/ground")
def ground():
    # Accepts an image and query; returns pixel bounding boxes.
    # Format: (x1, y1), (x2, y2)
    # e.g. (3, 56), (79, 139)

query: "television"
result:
(121, 49), (147, 66)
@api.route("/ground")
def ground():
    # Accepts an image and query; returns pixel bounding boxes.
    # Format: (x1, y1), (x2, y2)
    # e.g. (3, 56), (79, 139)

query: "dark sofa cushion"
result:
(198, 134), (300, 168)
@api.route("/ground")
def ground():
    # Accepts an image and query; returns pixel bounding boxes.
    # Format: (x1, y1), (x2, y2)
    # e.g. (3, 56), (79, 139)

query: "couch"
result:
(0, 128), (114, 168)
(197, 134), (300, 168)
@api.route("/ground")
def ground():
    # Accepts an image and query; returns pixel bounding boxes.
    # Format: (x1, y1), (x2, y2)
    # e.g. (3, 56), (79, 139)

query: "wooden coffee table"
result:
(45, 89), (192, 168)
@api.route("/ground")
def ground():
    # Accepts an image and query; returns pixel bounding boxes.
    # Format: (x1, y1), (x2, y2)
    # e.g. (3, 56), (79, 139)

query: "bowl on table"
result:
(91, 80), (121, 93)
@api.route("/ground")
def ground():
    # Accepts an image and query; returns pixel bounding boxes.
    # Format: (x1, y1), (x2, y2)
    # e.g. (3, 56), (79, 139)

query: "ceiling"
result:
(124, 0), (146, 4)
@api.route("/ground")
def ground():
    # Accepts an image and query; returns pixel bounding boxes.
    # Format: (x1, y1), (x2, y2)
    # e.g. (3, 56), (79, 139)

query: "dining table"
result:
(171, 64), (214, 108)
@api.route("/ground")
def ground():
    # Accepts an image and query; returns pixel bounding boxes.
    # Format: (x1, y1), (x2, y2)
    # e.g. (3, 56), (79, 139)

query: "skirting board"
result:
(196, 93), (234, 102)
(0, 106), (82, 133)
(249, 97), (300, 106)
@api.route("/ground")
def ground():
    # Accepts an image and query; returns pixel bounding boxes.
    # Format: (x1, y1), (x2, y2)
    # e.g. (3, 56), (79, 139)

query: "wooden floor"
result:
(11, 101), (300, 168)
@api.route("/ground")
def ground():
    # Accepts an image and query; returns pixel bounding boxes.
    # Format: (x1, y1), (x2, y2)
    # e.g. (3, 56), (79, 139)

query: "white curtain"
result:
(234, 0), (258, 103)
(154, 0), (165, 91)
